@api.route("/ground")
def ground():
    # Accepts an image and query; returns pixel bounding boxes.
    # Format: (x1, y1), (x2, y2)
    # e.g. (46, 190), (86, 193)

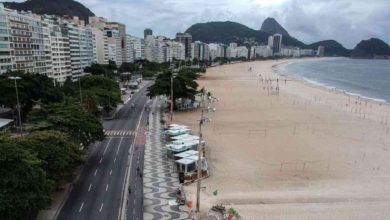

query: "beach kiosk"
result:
(164, 128), (191, 136)
(176, 158), (197, 174)
(175, 156), (209, 183)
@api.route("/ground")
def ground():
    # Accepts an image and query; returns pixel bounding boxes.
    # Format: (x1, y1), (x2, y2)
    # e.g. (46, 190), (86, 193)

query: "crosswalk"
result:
(104, 129), (135, 136)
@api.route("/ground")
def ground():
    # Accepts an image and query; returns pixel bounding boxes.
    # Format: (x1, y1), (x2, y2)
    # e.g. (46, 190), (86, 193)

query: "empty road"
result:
(58, 83), (151, 220)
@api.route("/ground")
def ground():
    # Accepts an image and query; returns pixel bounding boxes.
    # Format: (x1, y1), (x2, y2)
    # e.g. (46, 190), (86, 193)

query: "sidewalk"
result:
(143, 98), (191, 220)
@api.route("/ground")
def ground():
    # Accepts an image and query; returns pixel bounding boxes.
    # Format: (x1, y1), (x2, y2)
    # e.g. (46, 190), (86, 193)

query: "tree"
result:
(80, 75), (122, 113)
(107, 60), (117, 71)
(84, 63), (108, 76)
(19, 130), (84, 187)
(118, 62), (139, 73)
(0, 71), (63, 118)
(28, 100), (104, 147)
(147, 68), (201, 109)
(0, 135), (52, 220)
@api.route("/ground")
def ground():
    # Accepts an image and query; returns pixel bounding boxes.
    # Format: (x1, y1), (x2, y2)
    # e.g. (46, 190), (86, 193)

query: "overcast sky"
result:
(16, 0), (390, 48)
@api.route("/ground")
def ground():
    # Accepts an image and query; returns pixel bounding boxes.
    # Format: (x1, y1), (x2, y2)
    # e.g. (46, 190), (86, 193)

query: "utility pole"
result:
(170, 72), (174, 122)
(196, 89), (205, 212)
(8, 76), (22, 134)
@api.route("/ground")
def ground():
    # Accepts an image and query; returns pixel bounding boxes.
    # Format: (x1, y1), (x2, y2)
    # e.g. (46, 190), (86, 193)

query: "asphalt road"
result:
(58, 83), (151, 220)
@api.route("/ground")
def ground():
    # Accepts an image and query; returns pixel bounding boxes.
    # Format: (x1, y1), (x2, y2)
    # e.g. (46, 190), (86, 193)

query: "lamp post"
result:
(170, 65), (178, 122)
(196, 89), (217, 212)
(170, 72), (174, 121)
(8, 76), (22, 134)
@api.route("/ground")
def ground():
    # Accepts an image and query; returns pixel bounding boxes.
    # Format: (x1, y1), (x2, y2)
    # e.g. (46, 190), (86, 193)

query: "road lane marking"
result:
(99, 157), (103, 164)
(110, 169), (112, 175)
(116, 137), (124, 156)
(88, 184), (92, 192)
(103, 138), (113, 156)
(119, 96), (149, 220)
(79, 202), (84, 212)
(99, 203), (104, 213)
(106, 184), (109, 191)
(94, 169), (98, 176)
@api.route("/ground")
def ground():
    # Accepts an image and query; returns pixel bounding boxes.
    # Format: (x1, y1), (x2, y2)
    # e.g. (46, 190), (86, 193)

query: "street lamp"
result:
(8, 76), (22, 134)
(170, 68), (178, 122)
(196, 89), (218, 212)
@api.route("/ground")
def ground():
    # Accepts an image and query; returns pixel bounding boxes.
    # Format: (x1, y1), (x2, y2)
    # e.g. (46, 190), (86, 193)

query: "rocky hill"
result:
(260, 17), (289, 36)
(308, 40), (351, 56)
(185, 20), (306, 49)
(351, 38), (390, 58)
(3, 0), (95, 22)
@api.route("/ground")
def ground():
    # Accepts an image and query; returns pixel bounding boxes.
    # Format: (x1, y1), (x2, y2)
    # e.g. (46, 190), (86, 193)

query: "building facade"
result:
(175, 32), (192, 60)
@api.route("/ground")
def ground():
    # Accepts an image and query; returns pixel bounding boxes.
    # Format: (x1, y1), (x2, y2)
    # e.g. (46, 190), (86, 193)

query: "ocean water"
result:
(279, 58), (390, 102)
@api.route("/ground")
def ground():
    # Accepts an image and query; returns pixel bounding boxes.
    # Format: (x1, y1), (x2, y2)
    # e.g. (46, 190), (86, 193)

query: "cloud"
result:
(12, 0), (390, 48)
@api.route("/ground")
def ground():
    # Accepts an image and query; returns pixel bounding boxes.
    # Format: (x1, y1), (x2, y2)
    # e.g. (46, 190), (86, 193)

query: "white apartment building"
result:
(107, 29), (122, 65)
(226, 46), (237, 58)
(167, 41), (185, 61)
(0, 4), (125, 82)
(208, 43), (225, 61)
(0, 5), (35, 74)
(299, 49), (315, 56)
(61, 19), (94, 80)
(226, 44), (248, 59)
(91, 27), (108, 64)
(250, 45), (272, 58)
(43, 15), (72, 83)
(125, 35), (143, 63)
(106, 22), (126, 64)
(192, 41), (210, 61)
(236, 46), (248, 58)
(89, 16), (109, 65)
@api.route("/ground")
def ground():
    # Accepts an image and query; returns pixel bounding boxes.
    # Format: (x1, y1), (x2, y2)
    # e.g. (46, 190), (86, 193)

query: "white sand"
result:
(174, 59), (390, 220)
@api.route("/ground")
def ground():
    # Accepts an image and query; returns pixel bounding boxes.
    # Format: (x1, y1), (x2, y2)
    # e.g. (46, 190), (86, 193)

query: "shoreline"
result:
(174, 58), (390, 219)
(273, 58), (390, 105)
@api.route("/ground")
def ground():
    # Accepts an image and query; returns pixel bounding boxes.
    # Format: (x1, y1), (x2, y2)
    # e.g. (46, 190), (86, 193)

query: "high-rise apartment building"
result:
(43, 15), (72, 83)
(125, 35), (143, 63)
(144, 28), (152, 39)
(89, 16), (109, 64)
(208, 43), (225, 61)
(175, 32), (192, 60)
(317, 46), (325, 56)
(0, 4), (130, 82)
(60, 18), (94, 80)
(106, 28), (122, 64)
(106, 22), (126, 65)
(268, 33), (282, 55)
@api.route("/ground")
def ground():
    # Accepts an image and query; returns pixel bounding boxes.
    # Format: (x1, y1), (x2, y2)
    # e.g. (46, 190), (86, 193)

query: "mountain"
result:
(308, 40), (351, 56)
(260, 17), (289, 36)
(185, 21), (306, 48)
(3, 0), (95, 22)
(186, 21), (268, 46)
(350, 38), (390, 58)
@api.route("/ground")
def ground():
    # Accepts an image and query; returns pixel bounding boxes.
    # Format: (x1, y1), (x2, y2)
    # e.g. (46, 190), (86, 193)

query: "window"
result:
(0, 43), (9, 49)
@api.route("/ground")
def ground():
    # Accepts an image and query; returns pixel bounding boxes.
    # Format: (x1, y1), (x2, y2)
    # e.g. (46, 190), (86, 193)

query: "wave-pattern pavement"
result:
(143, 100), (190, 220)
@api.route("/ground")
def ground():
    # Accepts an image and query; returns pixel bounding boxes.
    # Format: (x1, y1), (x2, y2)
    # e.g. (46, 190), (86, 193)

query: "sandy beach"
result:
(174, 58), (390, 219)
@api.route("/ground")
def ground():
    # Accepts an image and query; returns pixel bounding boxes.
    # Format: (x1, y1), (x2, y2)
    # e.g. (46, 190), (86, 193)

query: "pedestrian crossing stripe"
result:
(103, 130), (135, 136)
